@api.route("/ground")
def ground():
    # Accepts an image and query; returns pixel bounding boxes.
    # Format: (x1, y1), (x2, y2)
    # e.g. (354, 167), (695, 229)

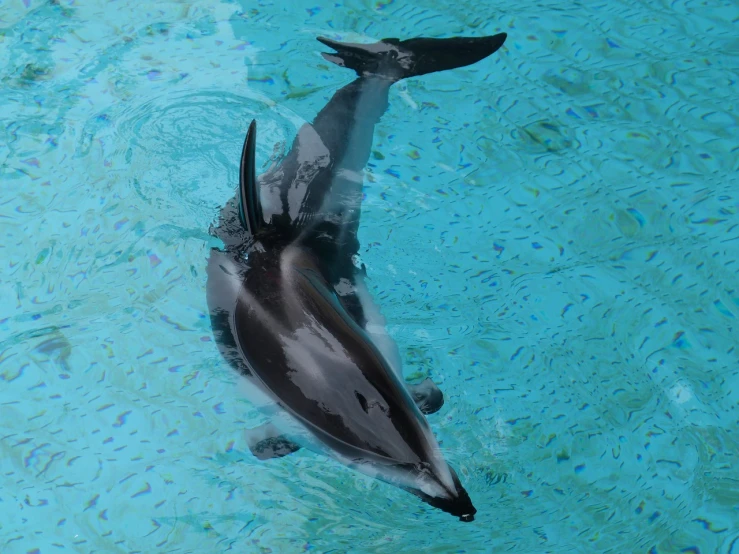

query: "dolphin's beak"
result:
(409, 468), (477, 521)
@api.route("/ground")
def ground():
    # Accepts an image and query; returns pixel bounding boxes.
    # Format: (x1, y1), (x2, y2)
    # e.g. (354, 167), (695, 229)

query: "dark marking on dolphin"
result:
(206, 32), (507, 521)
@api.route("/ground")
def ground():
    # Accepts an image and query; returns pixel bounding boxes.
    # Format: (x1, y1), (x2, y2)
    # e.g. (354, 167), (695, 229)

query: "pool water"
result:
(1, 0), (738, 552)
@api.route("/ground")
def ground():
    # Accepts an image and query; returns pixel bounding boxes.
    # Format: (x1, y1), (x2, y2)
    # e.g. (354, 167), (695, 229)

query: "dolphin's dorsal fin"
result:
(239, 120), (263, 236)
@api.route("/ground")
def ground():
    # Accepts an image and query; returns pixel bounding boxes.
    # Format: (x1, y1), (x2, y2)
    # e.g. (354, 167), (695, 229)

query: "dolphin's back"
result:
(233, 34), (508, 270)
(233, 246), (434, 465)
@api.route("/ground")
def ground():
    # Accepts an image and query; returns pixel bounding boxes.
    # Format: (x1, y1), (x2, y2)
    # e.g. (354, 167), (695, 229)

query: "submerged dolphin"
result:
(206, 33), (507, 521)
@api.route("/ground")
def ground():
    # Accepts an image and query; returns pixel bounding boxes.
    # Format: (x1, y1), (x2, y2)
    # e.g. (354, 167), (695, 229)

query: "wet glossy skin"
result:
(207, 33), (508, 520)
(207, 233), (475, 517)
(235, 245), (431, 459)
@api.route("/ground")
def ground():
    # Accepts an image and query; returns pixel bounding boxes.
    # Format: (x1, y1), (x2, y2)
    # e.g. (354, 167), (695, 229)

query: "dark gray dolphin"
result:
(206, 33), (507, 521)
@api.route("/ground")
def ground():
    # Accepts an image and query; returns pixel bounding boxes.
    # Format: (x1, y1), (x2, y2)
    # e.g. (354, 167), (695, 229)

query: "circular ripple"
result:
(78, 89), (305, 228)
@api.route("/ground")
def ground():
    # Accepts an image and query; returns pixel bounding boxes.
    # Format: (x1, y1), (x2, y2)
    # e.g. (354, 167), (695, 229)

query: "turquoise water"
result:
(1, 0), (738, 551)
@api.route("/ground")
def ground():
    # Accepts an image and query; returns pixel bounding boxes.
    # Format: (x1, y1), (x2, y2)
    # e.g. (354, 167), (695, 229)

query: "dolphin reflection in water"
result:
(206, 32), (507, 521)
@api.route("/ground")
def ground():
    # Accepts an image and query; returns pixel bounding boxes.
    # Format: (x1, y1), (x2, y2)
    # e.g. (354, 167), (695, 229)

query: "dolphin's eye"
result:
(417, 462), (432, 475)
(355, 391), (369, 413)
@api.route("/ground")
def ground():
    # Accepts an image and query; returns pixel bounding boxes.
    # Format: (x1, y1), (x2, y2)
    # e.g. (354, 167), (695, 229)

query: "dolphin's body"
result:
(206, 33), (507, 521)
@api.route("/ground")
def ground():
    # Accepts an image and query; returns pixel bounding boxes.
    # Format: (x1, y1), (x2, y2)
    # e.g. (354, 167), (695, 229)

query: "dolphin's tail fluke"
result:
(317, 33), (507, 82)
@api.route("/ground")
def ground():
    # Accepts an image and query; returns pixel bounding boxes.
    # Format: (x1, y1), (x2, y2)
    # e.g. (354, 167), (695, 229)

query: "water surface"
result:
(1, 0), (738, 552)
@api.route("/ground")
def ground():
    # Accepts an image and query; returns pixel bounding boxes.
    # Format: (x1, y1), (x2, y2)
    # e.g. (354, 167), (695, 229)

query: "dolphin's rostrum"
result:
(206, 32), (507, 521)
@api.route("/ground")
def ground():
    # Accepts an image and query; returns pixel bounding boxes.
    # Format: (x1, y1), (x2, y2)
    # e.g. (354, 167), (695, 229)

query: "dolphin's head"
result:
(228, 245), (477, 520)
(406, 462), (477, 522)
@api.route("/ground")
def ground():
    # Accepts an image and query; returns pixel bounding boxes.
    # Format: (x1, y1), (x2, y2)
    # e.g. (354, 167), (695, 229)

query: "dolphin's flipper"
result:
(246, 422), (301, 460)
(238, 119), (263, 236)
(317, 33), (507, 81)
(407, 378), (444, 415)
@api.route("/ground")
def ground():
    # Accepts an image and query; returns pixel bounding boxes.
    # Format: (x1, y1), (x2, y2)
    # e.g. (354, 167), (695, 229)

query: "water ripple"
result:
(1, 0), (737, 551)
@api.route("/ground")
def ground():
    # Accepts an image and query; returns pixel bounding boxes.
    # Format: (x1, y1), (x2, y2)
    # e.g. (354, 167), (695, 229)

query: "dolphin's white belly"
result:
(352, 274), (404, 379)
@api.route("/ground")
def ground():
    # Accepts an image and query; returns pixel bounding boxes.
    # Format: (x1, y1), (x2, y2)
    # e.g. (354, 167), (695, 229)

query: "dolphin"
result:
(206, 32), (507, 521)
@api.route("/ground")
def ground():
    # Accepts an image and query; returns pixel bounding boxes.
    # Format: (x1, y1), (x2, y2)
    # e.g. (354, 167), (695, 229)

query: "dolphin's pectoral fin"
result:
(246, 422), (301, 461)
(406, 378), (444, 414)
(238, 119), (264, 236)
(250, 436), (301, 460)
